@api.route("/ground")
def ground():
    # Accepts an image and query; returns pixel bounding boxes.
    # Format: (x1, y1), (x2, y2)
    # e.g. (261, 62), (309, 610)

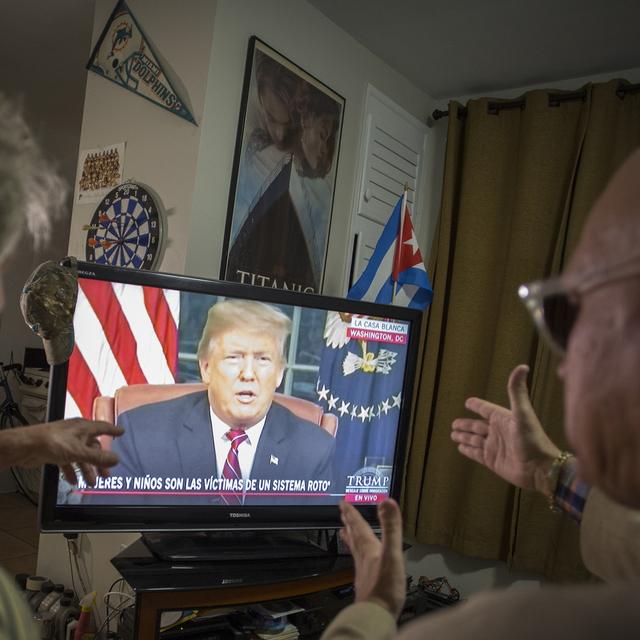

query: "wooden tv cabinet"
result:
(112, 537), (354, 639)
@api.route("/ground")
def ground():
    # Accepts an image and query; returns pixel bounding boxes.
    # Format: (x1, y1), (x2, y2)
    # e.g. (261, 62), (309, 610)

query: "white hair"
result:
(0, 94), (65, 256)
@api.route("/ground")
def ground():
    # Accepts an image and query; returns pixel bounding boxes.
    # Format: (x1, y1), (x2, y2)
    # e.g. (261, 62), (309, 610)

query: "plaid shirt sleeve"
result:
(553, 456), (591, 523)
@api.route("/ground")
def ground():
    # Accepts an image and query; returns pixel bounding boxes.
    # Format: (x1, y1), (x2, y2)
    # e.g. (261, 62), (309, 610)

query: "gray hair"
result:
(0, 94), (65, 258)
(197, 299), (292, 363)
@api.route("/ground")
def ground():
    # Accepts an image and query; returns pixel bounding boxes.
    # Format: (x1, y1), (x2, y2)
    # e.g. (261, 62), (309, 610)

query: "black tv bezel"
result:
(39, 261), (423, 534)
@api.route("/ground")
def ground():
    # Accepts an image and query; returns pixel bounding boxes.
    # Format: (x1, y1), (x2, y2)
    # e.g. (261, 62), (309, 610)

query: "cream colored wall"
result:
(186, 0), (437, 294)
(65, 0), (217, 274)
(38, 0), (217, 618)
(37, 530), (140, 625)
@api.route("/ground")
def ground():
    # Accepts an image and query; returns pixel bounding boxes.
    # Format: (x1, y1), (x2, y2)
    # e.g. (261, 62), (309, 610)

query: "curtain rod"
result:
(431, 81), (640, 121)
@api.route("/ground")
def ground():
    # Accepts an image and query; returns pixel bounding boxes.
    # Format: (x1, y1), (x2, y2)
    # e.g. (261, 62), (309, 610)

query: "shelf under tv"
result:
(140, 529), (343, 563)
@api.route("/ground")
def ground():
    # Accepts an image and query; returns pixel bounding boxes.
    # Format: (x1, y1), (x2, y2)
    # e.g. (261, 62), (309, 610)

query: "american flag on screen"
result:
(65, 279), (180, 419)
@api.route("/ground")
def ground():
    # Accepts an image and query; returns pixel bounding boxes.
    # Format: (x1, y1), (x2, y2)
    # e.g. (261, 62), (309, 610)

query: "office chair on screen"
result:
(92, 383), (338, 449)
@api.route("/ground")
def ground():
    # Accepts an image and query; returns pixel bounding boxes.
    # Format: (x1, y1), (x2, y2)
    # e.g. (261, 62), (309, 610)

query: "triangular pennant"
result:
(87, 0), (197, 125)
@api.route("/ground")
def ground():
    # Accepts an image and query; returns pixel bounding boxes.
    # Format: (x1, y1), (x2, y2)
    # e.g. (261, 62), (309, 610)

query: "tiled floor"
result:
(0, 492), (39, 577)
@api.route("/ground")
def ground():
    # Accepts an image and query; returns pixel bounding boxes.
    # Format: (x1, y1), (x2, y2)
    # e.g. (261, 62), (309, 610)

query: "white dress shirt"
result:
(209, 407), (266, 479)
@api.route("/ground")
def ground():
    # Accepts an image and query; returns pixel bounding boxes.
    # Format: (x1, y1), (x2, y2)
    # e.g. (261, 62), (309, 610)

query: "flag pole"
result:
(393, 184), (410, 303)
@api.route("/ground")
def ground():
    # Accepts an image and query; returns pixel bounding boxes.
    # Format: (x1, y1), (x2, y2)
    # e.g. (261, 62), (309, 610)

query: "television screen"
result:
(40, 261), (422, 533)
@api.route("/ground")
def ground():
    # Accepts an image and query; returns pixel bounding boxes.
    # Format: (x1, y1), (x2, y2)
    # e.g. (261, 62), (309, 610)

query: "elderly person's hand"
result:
(451, 364), (561, 495)
(0, 419), (124, 486)
(339, 499), (405, 619)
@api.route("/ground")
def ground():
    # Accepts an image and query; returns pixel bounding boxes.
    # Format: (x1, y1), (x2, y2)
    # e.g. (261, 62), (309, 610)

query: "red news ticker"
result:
(76, 490), (332, 496)
(346, 327), (407, 344)
(345, 493), (387, 503)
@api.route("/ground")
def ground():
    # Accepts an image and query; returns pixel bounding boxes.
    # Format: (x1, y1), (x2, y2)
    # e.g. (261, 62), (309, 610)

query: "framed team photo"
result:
(75, 142), (125, 204)
(220, 37), (345, 294)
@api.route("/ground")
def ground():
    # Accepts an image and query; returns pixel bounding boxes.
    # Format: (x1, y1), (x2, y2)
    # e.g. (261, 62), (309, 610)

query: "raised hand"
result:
(0, 419), (124, 487)
(450, 364), (560, 495)
(339, 499), (405, 619)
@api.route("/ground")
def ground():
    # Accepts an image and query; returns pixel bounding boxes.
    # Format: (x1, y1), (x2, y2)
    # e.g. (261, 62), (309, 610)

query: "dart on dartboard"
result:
(87, 238), (113, 249)
(82, 214), (113, 231)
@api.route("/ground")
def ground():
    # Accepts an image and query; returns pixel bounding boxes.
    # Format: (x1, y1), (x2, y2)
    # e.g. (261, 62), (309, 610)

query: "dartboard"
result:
(85, 182), (164, 270)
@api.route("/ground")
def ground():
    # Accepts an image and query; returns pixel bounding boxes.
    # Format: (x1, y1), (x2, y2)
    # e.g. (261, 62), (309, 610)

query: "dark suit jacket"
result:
(89, 391), (336, 505)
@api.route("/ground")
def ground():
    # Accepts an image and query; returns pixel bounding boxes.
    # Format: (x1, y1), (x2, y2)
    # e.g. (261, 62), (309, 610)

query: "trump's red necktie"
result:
(222, 429), (248, 504)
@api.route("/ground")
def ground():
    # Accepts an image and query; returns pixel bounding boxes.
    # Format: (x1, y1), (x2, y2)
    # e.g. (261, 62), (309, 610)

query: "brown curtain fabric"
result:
(403, 79), (640, 580)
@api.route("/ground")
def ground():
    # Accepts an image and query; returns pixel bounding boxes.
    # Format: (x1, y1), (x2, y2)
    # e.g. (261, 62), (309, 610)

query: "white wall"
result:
(65, 0), (217, 275)
(38, 0), (217, 616)
(37, 530), (139, 627)
(186, 0), (438, 295)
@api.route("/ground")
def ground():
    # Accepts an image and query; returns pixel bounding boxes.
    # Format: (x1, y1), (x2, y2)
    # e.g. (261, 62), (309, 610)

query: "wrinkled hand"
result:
(450, 364), (560, 494)
(339, 499), (405, 619)
(18, 419), (123, 486)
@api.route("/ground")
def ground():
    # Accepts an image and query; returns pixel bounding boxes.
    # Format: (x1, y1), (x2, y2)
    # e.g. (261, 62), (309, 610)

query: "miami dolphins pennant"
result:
(87, 0), (197, 125)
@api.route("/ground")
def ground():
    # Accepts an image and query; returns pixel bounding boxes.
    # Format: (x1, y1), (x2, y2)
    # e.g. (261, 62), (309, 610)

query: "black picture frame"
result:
(220, 37), (345, 294)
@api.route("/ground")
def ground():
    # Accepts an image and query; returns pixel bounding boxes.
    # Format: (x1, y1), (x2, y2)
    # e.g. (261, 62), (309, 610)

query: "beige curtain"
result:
(403, 79), (640, 580)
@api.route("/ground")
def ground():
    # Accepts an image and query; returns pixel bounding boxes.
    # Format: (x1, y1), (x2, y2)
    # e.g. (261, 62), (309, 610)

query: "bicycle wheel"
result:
(0, 411), (41, 505)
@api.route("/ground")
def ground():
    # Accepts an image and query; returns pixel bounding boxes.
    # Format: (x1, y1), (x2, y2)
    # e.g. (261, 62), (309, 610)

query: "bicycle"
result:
(0, 362), (41, 504)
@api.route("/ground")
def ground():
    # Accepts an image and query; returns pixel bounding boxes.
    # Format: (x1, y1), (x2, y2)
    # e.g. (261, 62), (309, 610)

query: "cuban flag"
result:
(348, 193), (432, 309)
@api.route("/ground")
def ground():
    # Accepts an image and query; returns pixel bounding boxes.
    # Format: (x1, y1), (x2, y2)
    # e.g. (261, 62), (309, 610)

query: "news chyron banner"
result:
(87, 0), (196, 124)
(316, 312), (409, 504)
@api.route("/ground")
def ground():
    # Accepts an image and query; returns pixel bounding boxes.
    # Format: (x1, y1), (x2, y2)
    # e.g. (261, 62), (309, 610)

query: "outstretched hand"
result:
(3, 419), (124, 487)
(339, 499), (405, 619)
(450, 364), (560, 494)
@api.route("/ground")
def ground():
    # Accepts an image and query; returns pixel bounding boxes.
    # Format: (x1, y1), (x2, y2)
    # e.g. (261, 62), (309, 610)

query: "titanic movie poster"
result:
(221, 37), (345, 294)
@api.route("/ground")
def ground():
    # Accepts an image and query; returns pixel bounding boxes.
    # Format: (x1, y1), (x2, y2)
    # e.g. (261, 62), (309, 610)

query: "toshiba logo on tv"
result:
(229, 512), (251, 518)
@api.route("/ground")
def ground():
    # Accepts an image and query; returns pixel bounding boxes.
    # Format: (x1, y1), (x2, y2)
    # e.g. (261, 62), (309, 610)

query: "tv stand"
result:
(112, 537), (354, 638)
(141, 529), (339, 562)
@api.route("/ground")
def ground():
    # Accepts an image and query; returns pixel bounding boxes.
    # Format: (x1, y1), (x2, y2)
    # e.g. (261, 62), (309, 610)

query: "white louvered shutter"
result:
(347, 86), (429, 290)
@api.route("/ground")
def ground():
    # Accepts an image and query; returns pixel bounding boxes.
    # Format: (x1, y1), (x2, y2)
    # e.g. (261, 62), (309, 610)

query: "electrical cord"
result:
(66, 538), (78, 595)
(104, 578), (126, 634)
(417, 576), (460, 602)
(66, 534), (103, 630)
(97, 602), (134, 638)
(67, 536), (90, 602)
(104, 577), (122, 633)
(97, 584), (135, 637)
(72, 550), (89, 595)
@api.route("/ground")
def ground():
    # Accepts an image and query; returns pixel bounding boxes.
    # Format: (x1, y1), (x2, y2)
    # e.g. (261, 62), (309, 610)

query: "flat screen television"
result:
(40, 261), (422, 557)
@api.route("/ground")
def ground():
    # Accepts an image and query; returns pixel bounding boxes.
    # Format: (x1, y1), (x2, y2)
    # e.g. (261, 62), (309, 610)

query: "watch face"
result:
(85, 182), (164, 270)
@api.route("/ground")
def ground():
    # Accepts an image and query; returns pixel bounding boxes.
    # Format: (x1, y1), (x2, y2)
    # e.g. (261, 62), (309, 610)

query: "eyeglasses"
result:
(518, 255), (640, 356)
